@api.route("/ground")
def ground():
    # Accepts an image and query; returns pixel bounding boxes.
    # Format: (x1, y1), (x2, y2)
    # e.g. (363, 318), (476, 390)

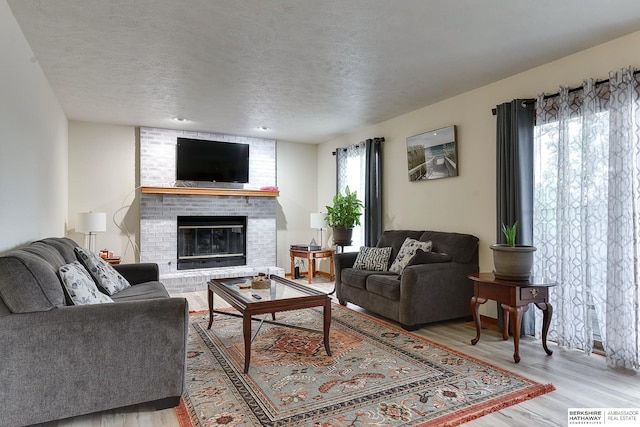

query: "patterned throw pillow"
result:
(352, 246), (393, 271)
(59, 261), (114, 305)
(74, 247), (131, 295)
(389, 238), (433, 274)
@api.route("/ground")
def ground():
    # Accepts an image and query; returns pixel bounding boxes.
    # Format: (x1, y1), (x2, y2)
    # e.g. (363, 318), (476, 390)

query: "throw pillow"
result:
(58, 261), (114, 305)
(389, 238), (433, 274)
(74, 247), (131, 295)
(352, 246), (393, 271)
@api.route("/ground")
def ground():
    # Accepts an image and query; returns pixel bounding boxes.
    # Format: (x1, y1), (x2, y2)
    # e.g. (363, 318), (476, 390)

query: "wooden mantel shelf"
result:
(141, 186), (279, 197)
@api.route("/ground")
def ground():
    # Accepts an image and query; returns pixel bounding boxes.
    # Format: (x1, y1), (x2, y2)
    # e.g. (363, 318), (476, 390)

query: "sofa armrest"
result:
(334, 252), (358, 286)
(0, 297), (188, 426)
(398, 262), (477, 326)
(113, 262), (159, 285)
(334, 252), (358, 271)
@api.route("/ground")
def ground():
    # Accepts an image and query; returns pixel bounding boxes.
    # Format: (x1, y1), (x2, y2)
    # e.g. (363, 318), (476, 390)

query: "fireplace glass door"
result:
(177, 216), (246, 270)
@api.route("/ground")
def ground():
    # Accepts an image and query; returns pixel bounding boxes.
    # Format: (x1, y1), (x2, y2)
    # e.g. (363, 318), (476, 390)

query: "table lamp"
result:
(77, 212), (106, 253)
(310, 212), (328, 248)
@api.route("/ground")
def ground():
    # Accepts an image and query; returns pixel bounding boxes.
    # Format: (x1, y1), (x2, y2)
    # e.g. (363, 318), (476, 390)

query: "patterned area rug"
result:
(176, 305), (554, 426)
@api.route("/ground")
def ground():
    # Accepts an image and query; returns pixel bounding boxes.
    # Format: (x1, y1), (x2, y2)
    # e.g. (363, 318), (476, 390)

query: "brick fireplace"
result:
(139, 127), (283, 292)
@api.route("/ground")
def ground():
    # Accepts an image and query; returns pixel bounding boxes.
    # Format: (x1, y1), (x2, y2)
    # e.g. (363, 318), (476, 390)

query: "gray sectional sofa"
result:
(0, 237), (188, 427)
(335, 230), (479, 330)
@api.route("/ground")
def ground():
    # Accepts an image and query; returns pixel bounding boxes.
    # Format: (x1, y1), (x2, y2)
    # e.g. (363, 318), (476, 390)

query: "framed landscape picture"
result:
(406, 125), (458, 181)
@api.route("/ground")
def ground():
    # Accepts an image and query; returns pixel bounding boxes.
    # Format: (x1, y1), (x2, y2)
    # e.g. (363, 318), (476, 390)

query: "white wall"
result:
(276, 140), (321, 273)
(318, 31), (640, 318)
(64, 30), (640, 282)
(319, 30), (640, 274)
(67, 122), (138, 262)
(0, 0), (68, 252)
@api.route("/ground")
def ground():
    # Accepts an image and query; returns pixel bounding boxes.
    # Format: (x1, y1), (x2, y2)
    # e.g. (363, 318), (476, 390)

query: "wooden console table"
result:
(289, 248), (335, 284)
(468, 272), (556, 363)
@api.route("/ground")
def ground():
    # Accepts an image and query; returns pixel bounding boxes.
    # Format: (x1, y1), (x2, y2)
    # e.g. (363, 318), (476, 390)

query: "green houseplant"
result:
(502, 221), (518, 247)
(490, 221), (536, 279)
(325, 186), (364, 246)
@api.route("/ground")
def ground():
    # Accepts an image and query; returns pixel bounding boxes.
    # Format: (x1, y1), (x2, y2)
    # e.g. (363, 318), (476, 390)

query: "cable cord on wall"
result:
(112, 181), (176, 262)
(113, 185), (142, 261)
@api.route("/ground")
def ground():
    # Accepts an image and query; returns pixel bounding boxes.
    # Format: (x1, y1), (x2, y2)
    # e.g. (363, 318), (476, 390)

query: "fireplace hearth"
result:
(177, 216), (247, 270)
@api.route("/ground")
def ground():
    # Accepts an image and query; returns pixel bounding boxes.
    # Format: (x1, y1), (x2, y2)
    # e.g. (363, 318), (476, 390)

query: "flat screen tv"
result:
(176, 138), (250, 183)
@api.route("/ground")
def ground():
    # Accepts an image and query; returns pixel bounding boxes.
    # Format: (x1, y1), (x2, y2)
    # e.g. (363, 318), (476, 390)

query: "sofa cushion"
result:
(0, 298), (10, 318)
(75, 247), (131, 295)
(0, 250), (67, 313)
(59, 261), (114, 305)
(389, 238), (433, 274)
(407, 250), (452, 266)
(376, 230), (424, 263)
(110, 281), (170, 302)
(39, 237), (79, 263)
(366, 274), (401, 301)
(341, 267), (389, 289)
(21, 241), (68, 269)
(353, 246), (392, 271)
(419, 231), (479, 264)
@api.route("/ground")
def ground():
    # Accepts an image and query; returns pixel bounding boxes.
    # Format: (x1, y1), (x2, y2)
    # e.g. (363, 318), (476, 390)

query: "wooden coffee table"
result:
(207, 275), (332, 373)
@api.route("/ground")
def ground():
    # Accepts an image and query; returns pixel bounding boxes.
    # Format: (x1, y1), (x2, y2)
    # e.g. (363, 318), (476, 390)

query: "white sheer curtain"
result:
(336, 143), (366, 251)
(534, 67), (640, 369)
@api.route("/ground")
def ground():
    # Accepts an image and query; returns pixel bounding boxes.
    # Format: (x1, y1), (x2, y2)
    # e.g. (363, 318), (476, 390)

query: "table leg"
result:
(207, 287), (214, 329)
(290, 253), (295, 279)
(503, 304), (527, 363)
(536, 302), (554, 356)
(501, 306), (510, 340)
(323, 299), (332, 356)
(470, 296), (487, 345)
(329, 255), (335, 280)
(243, 312), (252, 374)
(308, 254), (314, 284)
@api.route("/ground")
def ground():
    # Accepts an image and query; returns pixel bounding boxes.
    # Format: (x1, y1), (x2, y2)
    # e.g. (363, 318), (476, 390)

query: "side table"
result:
(468, 272), (556, 363)
(289, 248), (335, 284)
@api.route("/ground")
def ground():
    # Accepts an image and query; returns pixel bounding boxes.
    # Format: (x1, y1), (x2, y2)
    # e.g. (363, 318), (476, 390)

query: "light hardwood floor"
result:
(41, 278), (639, 427)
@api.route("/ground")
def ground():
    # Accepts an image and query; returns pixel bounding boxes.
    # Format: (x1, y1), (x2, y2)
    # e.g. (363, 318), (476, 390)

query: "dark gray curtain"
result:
(364, 138), (384, 246)
(495, 99), (535, 335)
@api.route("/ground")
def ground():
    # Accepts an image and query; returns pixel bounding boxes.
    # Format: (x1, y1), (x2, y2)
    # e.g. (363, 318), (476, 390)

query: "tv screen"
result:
(176, 138), (250, 183)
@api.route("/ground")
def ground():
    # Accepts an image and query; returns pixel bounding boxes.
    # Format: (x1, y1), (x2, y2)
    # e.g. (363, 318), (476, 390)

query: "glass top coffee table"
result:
(207, 275), (332, 374)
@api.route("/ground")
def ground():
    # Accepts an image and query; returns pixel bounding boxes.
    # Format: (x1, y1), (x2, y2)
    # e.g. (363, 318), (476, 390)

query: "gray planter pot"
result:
(332, 227), (353, 246)
(490, 244), (536, 280)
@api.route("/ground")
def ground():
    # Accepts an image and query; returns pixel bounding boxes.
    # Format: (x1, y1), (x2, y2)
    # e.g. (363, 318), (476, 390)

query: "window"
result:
(336, 144), (365, 250)
(532, 68), (640, 369)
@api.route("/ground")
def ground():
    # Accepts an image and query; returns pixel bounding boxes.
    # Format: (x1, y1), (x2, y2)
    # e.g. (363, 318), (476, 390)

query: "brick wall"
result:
(139, 127), (282, 292)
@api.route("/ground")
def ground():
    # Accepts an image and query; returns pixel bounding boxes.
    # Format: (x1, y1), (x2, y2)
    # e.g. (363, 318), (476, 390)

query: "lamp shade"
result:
(310, 212), (327, 229)
(77, 212), (106, 233)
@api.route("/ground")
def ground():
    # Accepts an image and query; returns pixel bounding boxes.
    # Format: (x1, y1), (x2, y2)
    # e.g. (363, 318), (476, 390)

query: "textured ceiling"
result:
(8, 0), (640, 143)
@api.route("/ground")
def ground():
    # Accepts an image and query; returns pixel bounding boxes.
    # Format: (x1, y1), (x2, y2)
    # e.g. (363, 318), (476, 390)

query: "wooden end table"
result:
(207, 275), (332, 374)
(468, 272), (556, 363)
(289, 248), (335, 284)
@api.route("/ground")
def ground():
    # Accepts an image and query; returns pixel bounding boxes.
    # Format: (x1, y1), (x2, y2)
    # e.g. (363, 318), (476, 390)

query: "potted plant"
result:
(490, 221), (536, 279)
(325, 186), (364, 246)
